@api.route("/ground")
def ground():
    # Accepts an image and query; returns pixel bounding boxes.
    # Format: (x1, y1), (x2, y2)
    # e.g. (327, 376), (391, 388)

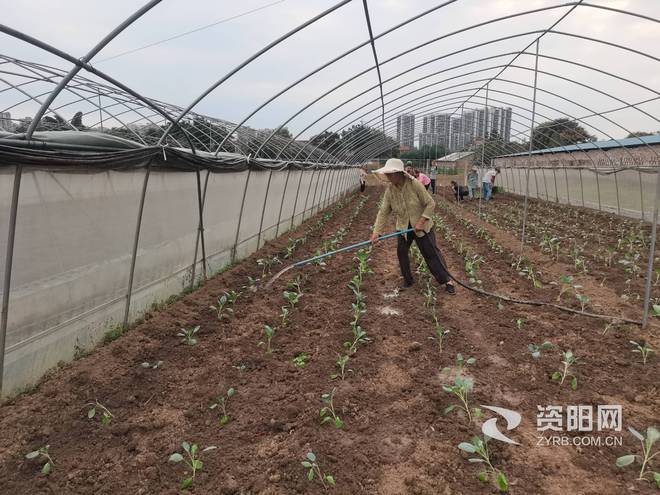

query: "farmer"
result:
(467, 167), (479, 199)
(370, 158), (456, 294)
(359, 166), (368, 193)
(451, 180), (469, 202)
(429, 163), (438, 194)
(405, 164), (431, 190)
(482, 167), (500, 201)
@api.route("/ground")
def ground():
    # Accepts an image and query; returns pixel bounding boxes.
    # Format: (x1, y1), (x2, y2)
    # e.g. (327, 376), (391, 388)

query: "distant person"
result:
(359, 166), (368, 192)
(467, 167), (479, 199)
(482, 167), (500, 201)
(451, 180), (469, 202)
(406, 164), (431, 190)
(429, 164), (438, 194)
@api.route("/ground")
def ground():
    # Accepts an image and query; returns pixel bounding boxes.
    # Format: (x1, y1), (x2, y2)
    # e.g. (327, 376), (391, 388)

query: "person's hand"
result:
(370, 232), (380, 244)
(414, 218), (427, 232)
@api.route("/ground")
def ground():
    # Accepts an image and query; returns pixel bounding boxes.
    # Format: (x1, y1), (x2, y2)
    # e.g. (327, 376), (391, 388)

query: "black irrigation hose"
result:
(441, 267), (642, 326)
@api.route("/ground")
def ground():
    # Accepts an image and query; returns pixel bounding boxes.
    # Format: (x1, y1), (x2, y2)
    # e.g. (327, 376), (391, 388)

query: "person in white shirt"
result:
(359, 166), (368, 192)
(482, 167), (500, 201)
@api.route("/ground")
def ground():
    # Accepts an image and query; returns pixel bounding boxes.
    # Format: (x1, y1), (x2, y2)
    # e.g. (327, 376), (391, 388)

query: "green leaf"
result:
(551, 372), (561, 381)
(466, 358), (476, 365)
(301, 461), (312, 468)
(169, 453), (184, 463)
(646, 426), (660, 445)
(182, 442), (191, 453)
(325, 475), (336, 486)
(653, 472), (660, 488)
(321, 417), (332, 424)
(191, 444), (198, 456)
(306, 452), (316, 462)
(570, 376), (578, 390)
(497, 471), (509, 492)
(477, 471), (488, 482)
(193, 459), (203, 470)
(335, 418), (344, 428)
(531, 351), (540, 359)
(458, 442), (477, 453)
(25, 451), (40, 459)
(628, 426), (644, 442)
(307, 469), (314, 481)
(41, 461), (51, 476)
(615, 455), (636, 467)
(227, 387), (236, 397)
(87, 408), (96, 419)
(181, 477), (193, 490)
(220, 415), (230, 426)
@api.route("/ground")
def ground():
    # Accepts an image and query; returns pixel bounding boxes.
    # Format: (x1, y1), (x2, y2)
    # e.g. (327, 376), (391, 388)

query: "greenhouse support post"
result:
(638, 169), (645, 221)
(613, 166), (621, 215)
(275, 166), (292, 237)
(595, 167), (602, 211)
(542, 167), (549, 200)
(290, 167), (306, 229)
(192, 169), (208, 285)
(563, 166), (570, 205)
(579, 168), (585, 206)
(0, 165), (22, 396)
(232, 169), (252, 263)
(520, 38), (540, 253)
(552, 167), (559, 202)
(256, 169), (274, 250)
(301, 168), (319, 221)
(123, 164), (151, 330)
(642, 167), (660, 328)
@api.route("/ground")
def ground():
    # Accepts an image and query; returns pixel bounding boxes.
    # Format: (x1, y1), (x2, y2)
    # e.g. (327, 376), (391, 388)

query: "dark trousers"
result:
(360, 181), (366, 192)
(397, 226), (450, 286)
(430, 178), (436, 194)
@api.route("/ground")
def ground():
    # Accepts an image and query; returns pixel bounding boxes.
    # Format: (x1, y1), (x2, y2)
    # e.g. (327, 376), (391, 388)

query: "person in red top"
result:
(405, 164), (431, 190)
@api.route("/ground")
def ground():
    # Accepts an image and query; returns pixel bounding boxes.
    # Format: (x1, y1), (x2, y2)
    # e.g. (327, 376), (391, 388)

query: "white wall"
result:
(0, 165), (359, 397)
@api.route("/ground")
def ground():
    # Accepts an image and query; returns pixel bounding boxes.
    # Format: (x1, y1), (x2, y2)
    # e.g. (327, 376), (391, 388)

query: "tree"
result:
(274, 126), (292, 139)
(309, 130), (341, 151)
(71, 112), (84, 128)
(339, 124), (398, 160)
(400, 144), (446, 160)
(531, 118), (595, 150)
(626, 131), (657, 139)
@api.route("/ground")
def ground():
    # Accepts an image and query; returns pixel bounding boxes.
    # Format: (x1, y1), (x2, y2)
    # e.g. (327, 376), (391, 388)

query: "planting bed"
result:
(0, 186), (658, 495)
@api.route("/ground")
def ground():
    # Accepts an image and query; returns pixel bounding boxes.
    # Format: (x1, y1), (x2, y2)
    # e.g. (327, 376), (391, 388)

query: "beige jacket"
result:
(373, 177), (435, 237)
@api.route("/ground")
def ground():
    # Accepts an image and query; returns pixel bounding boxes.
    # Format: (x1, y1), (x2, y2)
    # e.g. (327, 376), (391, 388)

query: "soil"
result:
(0, 185), (658, 495)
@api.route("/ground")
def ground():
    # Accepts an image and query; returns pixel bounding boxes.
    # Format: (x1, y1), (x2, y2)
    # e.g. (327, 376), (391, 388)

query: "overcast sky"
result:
(1, 0), (658, 141)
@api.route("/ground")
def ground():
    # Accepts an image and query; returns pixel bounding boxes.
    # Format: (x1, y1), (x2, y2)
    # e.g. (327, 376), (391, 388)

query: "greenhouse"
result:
(0, 1), (658, 493)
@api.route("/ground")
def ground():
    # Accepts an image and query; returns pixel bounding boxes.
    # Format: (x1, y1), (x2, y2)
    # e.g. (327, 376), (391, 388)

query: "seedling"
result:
(422, 281), (437, 309)
(141, 360), (163, 369)
(576, 293), (590, 312)
(210, 294), (232, 320)
(630, 340), (654, 365)
(301, 452), (336, 489)
(616, 426), (660, 487)
(280, 306), (291, 327)
(286, 276), (304, 296)
(178, 326), (200, 346)
(257, 256), (281, 276)
(169, 441), (217, 490)
(458, 436), (509, 492)
(514, 317), (525, 331)
(320, 388), (344, 428)
(292, 352), (310, 368)
(465, 254), (484, 285)
(209, 387), (236, 426)
(429, 315), (449, 352)
(283, 290), (301, 308)
(552, 275), (582, 302)
(528, 341), (552, 359)
(259, 325), (276, 353)
(25, 445), (54, 475)
(455, 353), (476, 372)
(551, 350), (578, 390)
(330, 354), (352, 380)
(86, 400), (114, 425)
(244, 276), (258, 291)
(443, 376), (477, 423)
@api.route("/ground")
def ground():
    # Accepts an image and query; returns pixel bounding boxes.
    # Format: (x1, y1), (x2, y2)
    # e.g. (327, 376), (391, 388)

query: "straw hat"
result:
(373, 158), (405, 174)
